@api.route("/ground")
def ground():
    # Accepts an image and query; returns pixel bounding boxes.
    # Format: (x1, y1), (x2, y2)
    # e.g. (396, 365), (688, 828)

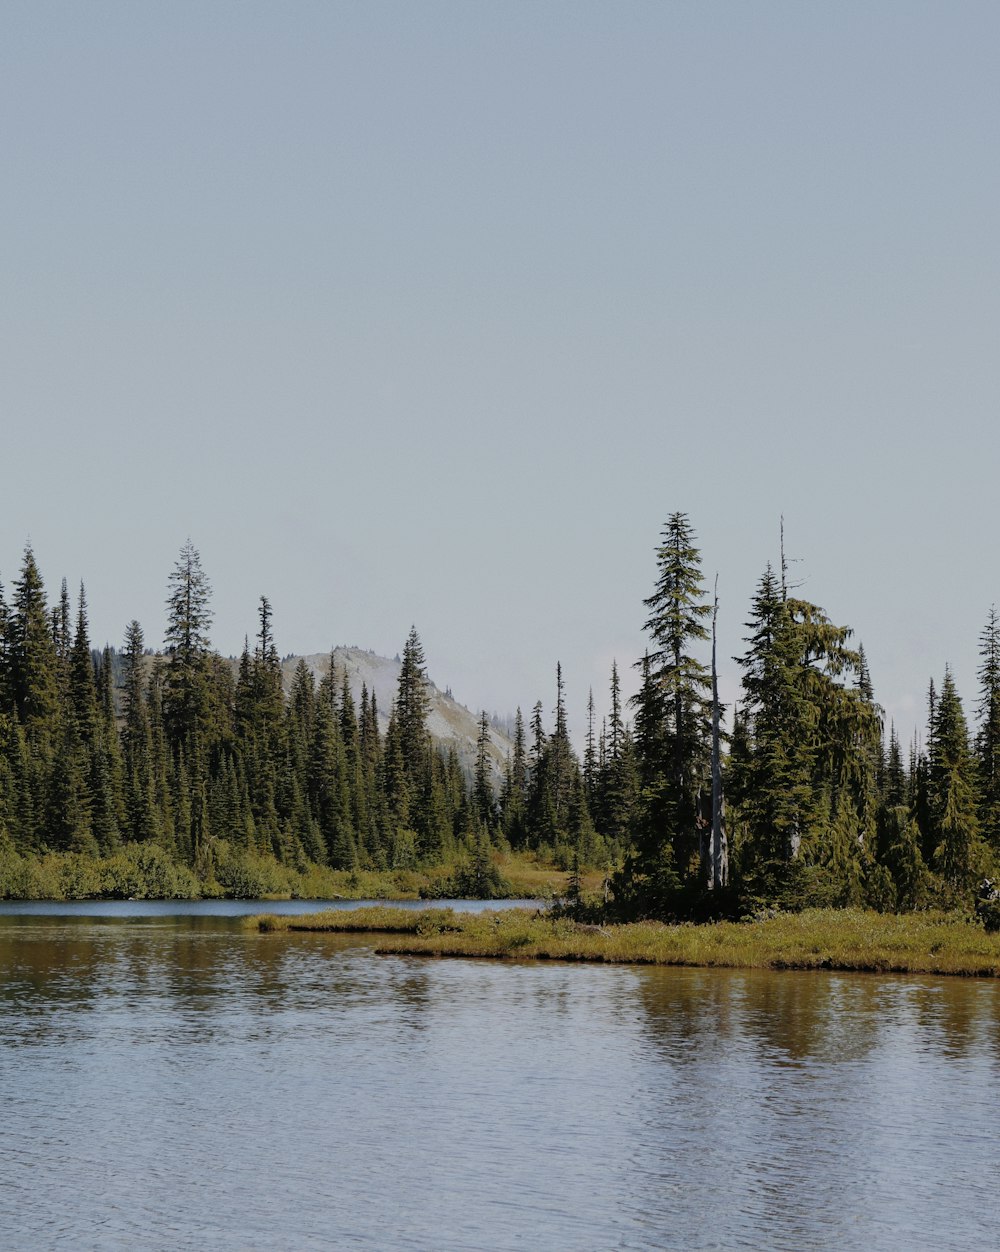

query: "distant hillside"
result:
(281, 647), (513, 778)
(99, 643), (511, 780)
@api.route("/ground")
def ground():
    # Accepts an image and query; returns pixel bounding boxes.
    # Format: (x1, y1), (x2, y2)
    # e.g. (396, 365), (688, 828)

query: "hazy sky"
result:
(3, 1), (998, 745)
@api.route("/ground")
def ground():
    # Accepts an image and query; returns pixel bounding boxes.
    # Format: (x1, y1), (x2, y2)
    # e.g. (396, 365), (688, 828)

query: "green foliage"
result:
(926, 669), (985, 901)
(0, 845), (65, 899)
(211, 841), (292, 899)
(420, 853), (517, 900)
(101, 843), (200, 899)
(630, 515), (712, 879)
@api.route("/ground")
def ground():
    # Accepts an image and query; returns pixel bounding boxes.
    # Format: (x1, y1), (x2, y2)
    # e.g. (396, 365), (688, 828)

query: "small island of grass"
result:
(249, 906), (1000, 978)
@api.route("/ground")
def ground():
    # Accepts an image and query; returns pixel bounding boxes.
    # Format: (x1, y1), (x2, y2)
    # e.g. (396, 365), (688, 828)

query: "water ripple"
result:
(2, 918), (999, 1249)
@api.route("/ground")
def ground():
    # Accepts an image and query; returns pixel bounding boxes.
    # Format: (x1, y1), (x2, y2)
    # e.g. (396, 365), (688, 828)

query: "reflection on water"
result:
(2, 916), (999, 1250)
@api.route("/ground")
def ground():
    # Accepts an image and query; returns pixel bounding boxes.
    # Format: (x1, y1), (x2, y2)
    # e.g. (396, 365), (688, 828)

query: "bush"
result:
(101, 843), (200, 899)
(420, 859), (517, 901)
(56, 852), (104, 900)
(212, 842), (292, 898)
(0, 847), (65, 899)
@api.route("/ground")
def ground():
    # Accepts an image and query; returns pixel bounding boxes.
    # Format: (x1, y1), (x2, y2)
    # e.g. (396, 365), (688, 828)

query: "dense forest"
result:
(0, 521), (996, 916)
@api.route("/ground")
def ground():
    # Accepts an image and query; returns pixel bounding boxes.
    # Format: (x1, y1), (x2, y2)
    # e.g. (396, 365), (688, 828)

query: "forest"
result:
(0, 518), (996, 918)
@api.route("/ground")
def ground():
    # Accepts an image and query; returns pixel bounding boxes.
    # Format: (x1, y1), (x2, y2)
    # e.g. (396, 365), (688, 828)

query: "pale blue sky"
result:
(2, 1), (998, 744)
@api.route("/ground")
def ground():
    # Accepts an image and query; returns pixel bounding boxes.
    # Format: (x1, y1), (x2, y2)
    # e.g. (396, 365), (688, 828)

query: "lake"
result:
(2, 903), (999, 1250)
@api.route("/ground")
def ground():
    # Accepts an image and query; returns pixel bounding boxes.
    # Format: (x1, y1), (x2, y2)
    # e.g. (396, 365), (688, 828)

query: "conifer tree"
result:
(501, 707), (527, 846)
(473, 710), (495, 831)
(163, 541), (214, 862)
(976, 606), (1000, 854)
(163, 541), (213, 751)
(928, 668), (983, 898)
(10, 546), (60, 745)
(69, 584), (97, 742)
(53, 578), (72, 703)
(396, 626), (430, 783)
(0, 579), (12, 717)
(640, 514), (711, 875)
(882, 724), (906, 808)
(583, 688), (597, 805)
(120, 620), (158, 843)
(732, 562), (880, 905)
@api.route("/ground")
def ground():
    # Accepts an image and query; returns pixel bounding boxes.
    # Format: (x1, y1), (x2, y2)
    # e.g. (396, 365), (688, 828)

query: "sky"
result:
(2, 1), (999, 747)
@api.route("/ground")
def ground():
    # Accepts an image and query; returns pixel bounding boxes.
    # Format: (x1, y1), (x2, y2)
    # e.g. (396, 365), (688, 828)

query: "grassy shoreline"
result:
(0, 845), (580, 904)
(249, 906), (1000, 978)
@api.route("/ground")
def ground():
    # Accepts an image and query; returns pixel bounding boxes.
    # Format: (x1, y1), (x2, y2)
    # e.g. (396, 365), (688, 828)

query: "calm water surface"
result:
(2, 906), (999, 1250)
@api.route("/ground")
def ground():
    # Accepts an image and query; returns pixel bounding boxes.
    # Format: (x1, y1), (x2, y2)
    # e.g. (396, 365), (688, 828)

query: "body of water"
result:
(2, 906), (999, 1249)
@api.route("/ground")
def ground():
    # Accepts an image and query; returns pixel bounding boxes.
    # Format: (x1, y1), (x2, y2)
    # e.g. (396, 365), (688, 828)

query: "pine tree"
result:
(10, 546), (60, 745)
(396, 626), (430, 784)
(598, 662), (637, 849)
(473, 710), (495, 831)
(163, 541), (213, 751)
(90, 645), (124, 853)
(0, 578), (13, 717)
(501, 707), (527, 846)
(732, 563), (880, 905)
(53, 578), (72, 703)
(928, 668), (983, 898)
(583, 688), (597, 805)
(639, 514), (711, 877)
(883, 724), (906, 808)
(69, 584), (97, 742)
(976, 606), (1000, 854)
(163, 542), (214, 863)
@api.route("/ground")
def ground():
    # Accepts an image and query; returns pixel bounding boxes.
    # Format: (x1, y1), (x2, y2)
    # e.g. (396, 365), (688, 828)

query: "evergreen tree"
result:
(9, 546), (60, 745)
(396, 626), (430, 784)
(163, 541), (214, 862)
(69, 584), (97, 742)
(928, 668), (983, 898)
(583, 688), (597, 805)
(596, 662), (638, 850)
(639, 514), (711, 876)
(882, 724), (906, 808)
(163, 541), (213, 751)
(501, 707), (527, 846)
(976, 606), (1000, 854)
(732, 564), (880, 906)
(473, 710), (495, 831)
(0, 578), (12, 717)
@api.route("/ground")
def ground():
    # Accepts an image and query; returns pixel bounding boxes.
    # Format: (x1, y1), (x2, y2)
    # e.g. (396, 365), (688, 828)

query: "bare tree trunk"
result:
(710, 579), (728, 889)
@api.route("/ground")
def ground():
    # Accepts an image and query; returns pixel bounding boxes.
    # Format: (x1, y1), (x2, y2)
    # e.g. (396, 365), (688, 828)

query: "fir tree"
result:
(163, 541), (213, 752)
(638, 514), (711, 877)
(396, 626), (430, 784)
(501, 707), (527, 846)
(473, 710), (495, 831)
(69, 583), (97, 742)
(928, 668), (983, 898)
(10, 546), (60, 744)
(976, 606), (1000, 854)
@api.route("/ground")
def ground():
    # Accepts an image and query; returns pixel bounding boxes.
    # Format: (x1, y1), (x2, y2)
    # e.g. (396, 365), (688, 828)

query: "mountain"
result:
(280, 647), (514, 778)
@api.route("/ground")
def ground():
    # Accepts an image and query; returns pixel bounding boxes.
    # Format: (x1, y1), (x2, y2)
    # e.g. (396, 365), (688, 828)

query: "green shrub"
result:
(102, 843), (199, 899)
(212, 842), (291, 898)
(0, 848), (65, 899)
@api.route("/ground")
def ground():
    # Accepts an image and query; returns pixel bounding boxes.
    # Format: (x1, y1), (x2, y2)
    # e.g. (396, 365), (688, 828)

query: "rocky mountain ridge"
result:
(281, 647), (513, 776)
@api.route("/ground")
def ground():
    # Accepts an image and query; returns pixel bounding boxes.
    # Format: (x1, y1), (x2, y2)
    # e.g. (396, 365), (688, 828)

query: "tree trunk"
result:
(710, 581), (728, 889)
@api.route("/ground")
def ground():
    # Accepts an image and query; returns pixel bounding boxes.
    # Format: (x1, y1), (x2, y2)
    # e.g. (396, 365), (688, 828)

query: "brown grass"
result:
(250, 906), (1000, 977)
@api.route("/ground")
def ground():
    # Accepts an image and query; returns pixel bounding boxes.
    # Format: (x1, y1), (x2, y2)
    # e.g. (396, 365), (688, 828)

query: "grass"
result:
(250, 906), (461, 934)
(0, 844), (578, 903)
(249, 906), (1000, 977)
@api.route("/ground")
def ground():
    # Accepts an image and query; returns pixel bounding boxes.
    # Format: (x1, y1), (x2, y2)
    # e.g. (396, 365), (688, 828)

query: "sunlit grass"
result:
(0, 845), (575, 903)
(250, 906), (1000, 977)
